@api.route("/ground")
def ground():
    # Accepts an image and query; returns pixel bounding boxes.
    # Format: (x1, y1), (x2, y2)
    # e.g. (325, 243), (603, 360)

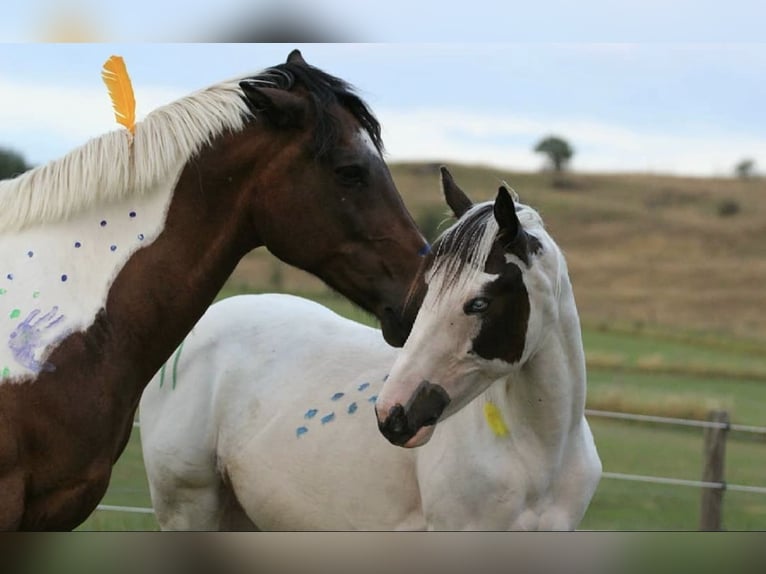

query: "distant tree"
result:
(534, 136), (574, 173)
(734, 158), (755, 180)
(0, 147), (31, 180)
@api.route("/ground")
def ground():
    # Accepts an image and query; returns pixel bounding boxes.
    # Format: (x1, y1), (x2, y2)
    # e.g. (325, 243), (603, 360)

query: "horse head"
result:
(375, 168), (563, 446)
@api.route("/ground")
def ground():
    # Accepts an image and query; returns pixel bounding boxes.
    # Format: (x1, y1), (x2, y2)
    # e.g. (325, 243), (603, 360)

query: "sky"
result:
(1, 42), (765, 177)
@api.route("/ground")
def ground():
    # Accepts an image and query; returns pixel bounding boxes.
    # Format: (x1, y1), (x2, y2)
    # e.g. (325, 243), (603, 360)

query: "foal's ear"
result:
(239, 82), (306, 128)
(494, 185), (521, 239)
(287, 49), (308, 65)
(440, 166), (473, 219)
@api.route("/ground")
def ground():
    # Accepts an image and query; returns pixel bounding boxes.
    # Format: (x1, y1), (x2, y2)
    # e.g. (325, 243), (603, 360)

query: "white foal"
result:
(139, 168), (601, 530)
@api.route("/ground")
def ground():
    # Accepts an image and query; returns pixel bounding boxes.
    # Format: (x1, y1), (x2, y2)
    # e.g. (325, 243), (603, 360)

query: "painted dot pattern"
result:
(4, 211), (148, 293)
(294, 380), (381, 438)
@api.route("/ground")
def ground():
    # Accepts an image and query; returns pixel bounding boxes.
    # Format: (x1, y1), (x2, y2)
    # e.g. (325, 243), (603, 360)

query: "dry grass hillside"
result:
(225, 162), (766, 344)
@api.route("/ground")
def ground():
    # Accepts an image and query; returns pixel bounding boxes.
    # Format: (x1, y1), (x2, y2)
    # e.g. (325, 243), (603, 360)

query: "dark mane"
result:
(244, 61), (383, 158)
(431, 204), (496, 287)
(404, 204), (497, 310)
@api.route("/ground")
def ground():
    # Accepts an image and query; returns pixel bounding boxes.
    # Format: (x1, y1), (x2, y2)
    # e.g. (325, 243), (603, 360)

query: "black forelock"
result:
(244, 60), (383, 159)
(429, 204), (495, 290)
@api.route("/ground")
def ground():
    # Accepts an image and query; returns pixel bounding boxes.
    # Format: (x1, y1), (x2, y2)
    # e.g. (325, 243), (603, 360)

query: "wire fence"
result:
(98, 410), (766, 518)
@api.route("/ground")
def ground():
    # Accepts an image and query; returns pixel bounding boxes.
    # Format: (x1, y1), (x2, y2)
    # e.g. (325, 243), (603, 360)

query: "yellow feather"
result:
(101, 55), (136, 135)
(484, 402), (509, 437)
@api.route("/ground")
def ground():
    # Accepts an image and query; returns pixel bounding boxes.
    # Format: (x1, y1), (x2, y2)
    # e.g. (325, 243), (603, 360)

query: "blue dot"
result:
(347, 402), (358, 415)
(110, 245), (117, 252)
(321, 413), (335, 425)
(304, 409), (318, 419)
(129, 211), (137, 218)
(100, 220), (107, 227)
(296, 426), (308, 438)
(418, 243), (432, 256)
(27, 251), (33, 258)
(137, 233), (145, 241)
(357, 382), (370, 391)
(61, 274), (68, 282)
(331, 392), (345, 401)
(368, 395), (378, 403)
(74, 241), (81, 248)
(6, 273), (12, 280)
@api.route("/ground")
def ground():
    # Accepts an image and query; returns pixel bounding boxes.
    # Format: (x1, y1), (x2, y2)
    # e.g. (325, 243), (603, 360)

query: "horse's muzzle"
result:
(379, 306), (415, 348)
(376, 380), (450, 447)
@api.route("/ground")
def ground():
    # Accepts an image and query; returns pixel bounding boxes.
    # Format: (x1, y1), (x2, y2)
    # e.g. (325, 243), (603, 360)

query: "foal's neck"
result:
(489, 284), (587, 453)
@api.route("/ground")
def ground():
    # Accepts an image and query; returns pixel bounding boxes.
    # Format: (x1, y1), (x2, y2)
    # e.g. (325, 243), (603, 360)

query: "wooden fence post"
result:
(699, 409), (729, 531)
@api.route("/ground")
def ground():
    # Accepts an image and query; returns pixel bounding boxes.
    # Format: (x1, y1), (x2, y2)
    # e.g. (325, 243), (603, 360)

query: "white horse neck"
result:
(479, 273), (587, 459)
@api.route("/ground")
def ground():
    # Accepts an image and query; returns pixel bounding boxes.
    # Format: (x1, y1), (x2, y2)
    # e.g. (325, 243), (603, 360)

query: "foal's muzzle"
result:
(376, 381), (451, 447)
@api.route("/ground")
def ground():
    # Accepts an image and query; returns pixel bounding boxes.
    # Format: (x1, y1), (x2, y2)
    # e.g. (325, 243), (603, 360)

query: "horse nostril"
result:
(388, 404), (407, 434)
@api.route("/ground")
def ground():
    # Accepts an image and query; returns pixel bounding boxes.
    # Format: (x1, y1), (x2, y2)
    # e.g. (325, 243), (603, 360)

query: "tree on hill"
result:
(734, 158), (755, 180)
(534, 136), (574, 173)
(0, 147), (32, 180)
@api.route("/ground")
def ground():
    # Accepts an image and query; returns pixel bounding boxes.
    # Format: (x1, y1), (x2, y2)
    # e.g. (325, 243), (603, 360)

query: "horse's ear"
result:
(440, 166), (473, 219)
(494, 185), (521, 239)
(287, 49), (307, 65)
(239, 82), (306, 128)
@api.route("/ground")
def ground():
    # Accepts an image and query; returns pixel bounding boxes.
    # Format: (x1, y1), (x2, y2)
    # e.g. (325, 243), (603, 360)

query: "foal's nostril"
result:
(388, 404), (407, 434)
(378, 403), (412, 446)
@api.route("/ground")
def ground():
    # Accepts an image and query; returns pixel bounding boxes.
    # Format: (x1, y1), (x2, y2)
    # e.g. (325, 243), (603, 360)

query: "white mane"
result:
(0, 79), (252, 233)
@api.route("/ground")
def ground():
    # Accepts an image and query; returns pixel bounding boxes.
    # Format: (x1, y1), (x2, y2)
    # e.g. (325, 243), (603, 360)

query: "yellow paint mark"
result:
(484, 402), (508, 437)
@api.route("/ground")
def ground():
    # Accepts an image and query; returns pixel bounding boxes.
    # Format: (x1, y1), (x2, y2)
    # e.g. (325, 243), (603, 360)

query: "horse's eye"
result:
(463, 297), (490, 315)
(335, 165), (367, 186)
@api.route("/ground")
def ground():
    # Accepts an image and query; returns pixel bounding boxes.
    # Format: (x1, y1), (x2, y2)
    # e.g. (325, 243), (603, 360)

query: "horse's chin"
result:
(402, 425), (436, 448)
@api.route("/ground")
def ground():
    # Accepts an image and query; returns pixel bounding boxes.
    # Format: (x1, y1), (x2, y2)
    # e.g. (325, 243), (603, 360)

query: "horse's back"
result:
(139, 293), (418, 530)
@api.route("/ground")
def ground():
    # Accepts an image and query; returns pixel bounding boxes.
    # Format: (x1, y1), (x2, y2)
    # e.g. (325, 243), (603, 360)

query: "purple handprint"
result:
(8, 307), (65, 373)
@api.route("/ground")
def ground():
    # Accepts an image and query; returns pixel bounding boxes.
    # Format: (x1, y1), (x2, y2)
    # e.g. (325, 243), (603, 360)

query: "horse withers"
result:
(139, 168), (601, 530)
(0, 49), (427, 530)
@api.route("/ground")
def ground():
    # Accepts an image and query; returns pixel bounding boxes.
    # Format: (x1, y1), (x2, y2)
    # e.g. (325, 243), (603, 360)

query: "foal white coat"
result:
(140, 190), (601, 530)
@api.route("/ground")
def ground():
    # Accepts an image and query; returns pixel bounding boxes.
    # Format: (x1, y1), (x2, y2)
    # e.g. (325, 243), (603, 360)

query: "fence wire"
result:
(111, 410), (766, 518)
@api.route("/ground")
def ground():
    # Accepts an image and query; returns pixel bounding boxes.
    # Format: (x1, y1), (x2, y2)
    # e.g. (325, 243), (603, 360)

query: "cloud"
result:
(1, 76), (763, 177)
(377, 107), (766, 176)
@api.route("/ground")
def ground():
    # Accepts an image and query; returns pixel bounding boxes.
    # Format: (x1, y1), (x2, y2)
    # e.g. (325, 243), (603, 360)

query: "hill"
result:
(224, 162), (766, 344)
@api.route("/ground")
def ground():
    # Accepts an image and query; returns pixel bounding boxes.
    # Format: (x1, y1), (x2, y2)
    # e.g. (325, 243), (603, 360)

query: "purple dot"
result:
(61, 274), (68, 282)
(137, 233), (145, 241)
(129, 211), (137, 218)
(6, 273), (13, 280)
(27, 251), (33, 258)
(110, 245), (117, 252)
(100, 220), (107, 227)
(74, 241), (81, 248)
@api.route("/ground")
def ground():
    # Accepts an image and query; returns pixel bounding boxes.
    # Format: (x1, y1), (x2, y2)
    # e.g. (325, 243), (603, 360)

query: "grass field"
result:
(78, 292), (766, 531)
(79, 163), (766, 530)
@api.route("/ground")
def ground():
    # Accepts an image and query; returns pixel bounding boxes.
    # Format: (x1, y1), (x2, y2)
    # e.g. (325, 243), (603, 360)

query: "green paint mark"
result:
(159, 361), (167, 388)
(32, 291), (40, 299)
(1, 367), (9, 378)
(171, 340), (186, 390)
(0, 288), (6, 295)
(9, 309), (20, 319)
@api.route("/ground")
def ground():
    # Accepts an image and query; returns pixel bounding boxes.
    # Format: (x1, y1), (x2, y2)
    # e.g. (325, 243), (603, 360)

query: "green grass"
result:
(80, 289), (766, 531)
(581, 419), (766, 530)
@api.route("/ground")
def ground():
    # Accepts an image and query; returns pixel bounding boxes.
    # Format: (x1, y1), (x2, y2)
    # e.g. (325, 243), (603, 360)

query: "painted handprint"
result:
(8, 306), (65, 373)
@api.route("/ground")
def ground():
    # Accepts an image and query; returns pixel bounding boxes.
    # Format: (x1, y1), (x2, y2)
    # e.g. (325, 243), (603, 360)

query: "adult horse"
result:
(139, 168), (601, 530)
(0, 49), (427, 530)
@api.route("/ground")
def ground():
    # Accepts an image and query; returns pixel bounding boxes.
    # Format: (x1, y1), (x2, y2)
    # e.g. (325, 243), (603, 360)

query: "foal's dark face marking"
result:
(426, 183), (545, 365)
(469, 244), (532, 364)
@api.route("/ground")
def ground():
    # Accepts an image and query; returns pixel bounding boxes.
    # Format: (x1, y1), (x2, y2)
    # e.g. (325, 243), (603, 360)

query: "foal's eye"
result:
(335, 165), (367, 186)
(463, 297), (490, 315)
